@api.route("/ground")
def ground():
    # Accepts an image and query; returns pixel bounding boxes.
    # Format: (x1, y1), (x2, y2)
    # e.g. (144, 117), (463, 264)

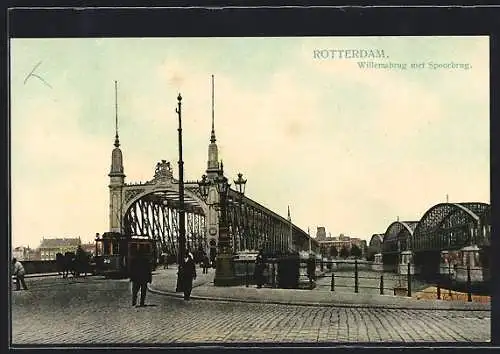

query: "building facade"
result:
(12, 246), (35, 261)
(316, 228), (368, 258)
(38, 237), (82, 260)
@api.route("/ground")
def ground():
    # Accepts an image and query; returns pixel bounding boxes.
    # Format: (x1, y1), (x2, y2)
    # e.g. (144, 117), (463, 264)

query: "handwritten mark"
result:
(24, 61), (52, 89)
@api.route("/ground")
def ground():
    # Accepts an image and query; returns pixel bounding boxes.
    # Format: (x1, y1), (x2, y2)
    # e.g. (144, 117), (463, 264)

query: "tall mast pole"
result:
(175, 93), (186, 292)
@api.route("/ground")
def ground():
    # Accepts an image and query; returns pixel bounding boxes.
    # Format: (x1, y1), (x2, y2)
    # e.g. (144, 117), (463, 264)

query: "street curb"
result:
(19, 273), (99, 279)
(21, 273), (60, 278)
(148, 285), (490, 312)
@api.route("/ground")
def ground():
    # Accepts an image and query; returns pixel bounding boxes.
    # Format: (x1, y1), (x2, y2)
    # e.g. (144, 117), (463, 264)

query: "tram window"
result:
(112, 241), (119, 255)
(103, 240), (110, 255)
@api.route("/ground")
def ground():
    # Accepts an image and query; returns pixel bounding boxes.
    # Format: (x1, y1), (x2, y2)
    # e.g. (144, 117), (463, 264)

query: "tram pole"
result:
(175, 93), (186, 292)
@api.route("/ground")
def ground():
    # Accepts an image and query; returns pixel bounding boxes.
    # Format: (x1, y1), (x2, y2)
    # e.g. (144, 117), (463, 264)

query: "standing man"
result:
(254, 250), (265, 289)
(182, 252), (196, 300)
(12, 258), (28, 291)
(307, 253), (316, 289)
(129, 247), (152, 307)
(202, 253), (210, 274)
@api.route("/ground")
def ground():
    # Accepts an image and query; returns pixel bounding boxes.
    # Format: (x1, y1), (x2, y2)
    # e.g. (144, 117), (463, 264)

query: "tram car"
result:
(94, 232), (157, 278)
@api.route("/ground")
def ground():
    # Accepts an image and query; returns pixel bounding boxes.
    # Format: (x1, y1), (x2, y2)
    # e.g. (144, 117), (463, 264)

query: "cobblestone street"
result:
(11, 273), (490, 345)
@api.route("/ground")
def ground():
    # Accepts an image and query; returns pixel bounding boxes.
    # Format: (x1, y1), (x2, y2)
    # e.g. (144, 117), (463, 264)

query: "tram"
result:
(94, 232), (157, 278)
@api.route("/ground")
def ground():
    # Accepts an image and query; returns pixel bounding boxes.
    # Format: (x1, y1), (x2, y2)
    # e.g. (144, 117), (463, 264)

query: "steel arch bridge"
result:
(115, 160), (319, 259)
(366, 234), (383, 260)
(412, 202), (490, 252)
(369, 234), (384, 250)
(382, 221), (418, 255)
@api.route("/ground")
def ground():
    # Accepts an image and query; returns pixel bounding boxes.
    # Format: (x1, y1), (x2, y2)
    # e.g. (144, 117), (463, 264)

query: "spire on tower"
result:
(114, 80), (120, 148)
(210, 74), (216, 144)
(109, 80), (125, 178)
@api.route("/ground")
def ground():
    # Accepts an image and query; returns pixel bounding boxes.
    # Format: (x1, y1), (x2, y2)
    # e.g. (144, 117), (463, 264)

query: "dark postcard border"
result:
(3, 5), (500, 351)
(6, 7), (500, 38)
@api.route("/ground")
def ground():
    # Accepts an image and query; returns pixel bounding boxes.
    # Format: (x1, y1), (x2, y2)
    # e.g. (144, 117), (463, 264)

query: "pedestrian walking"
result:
(307, 253), (316, 289)
(129, 247), (152, 307)
(202, 253), (210, 274)
(12, 258), (28, 291)
(254, 250), (265, 289)
(160, 252), (169, 269)
(182, 252), (196, 300)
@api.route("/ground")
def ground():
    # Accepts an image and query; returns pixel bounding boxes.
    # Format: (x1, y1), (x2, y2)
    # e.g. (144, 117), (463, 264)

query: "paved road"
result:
(11, 274), (490, 345)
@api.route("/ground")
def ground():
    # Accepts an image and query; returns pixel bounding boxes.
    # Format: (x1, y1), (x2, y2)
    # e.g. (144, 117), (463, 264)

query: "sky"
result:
(10, 36), (489, 248)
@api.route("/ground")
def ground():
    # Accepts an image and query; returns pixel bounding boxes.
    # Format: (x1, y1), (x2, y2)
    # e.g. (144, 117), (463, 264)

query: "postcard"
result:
(10, 33), (490, 345)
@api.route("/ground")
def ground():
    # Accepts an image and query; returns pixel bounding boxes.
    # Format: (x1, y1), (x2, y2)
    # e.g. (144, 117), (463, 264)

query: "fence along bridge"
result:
(107, 80), (318, 261)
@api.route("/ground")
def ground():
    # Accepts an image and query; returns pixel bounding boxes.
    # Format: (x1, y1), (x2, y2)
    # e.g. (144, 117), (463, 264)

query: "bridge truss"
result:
(118, 161), (318, 260)
(382, 221), (418, 254)
(412, 202), (490, 253)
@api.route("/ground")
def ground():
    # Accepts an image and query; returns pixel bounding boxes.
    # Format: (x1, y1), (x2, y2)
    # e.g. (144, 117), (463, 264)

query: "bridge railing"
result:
(327, 260), (490, 303)
(232, 256), (330, 289)
(231, 257), (490, 303)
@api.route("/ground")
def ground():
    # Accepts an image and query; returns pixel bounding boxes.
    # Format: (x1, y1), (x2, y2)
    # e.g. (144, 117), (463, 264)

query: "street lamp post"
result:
(175, 93), (186, 292)
(198, 167), (237, 286)
(213, 168), (235, 286)
(234, 173), (247, 251)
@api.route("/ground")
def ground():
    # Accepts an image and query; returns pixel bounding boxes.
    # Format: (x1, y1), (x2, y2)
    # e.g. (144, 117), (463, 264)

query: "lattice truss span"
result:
(368, 233), (384, 254)
(116, 160), (319, 258)
(223, 190), (320, 256)
(123, 188), (207, 256)
(382, 221), (418, 254)
(412, 202), (490, 252)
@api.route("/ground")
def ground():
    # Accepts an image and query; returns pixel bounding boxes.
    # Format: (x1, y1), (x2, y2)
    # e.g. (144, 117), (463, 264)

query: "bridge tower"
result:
(205, 74), (222, 254)
(109, 81), (125, 233)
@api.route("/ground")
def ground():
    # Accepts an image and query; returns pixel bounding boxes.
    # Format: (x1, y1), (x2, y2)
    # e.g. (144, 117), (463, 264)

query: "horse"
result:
(56, 253), (65, 276)
(63, 252), (76, 278)
(74, 252), (91, 277)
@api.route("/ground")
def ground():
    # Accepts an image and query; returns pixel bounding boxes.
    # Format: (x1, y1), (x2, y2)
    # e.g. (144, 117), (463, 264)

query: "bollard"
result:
(407, 262), (412, 297)
(448, 263), (452, 299)
(245, 260), (249, 288)
(380, 275), (384, 295)
(467, 264), (472, 302)
(437, 282), (441, 300)
(354, 259), (359, 293)
(272, 263), (276, 288)
(331, 273), (335, 291)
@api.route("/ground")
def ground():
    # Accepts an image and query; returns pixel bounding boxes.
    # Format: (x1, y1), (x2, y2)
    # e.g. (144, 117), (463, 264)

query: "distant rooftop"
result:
(39, 237), (81, 248)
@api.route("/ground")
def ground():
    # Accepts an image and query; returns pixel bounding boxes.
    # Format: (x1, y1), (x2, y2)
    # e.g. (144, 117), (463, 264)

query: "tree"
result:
(351, 244), (362, 259)
(339, 245), (350, 259)
(329, 245), (338, 258)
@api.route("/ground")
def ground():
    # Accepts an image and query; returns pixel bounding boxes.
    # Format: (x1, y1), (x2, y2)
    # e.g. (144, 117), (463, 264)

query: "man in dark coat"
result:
(182, 252), (196, 300)
(202, 253), (210, 274)
(306, 254), (316, 288)
(254, 250), (265, 289)
(129, 249), (152, 307)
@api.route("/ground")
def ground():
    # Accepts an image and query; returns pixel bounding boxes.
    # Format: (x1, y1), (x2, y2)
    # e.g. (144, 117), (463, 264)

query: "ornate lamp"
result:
(234, 173), (247, 195)
(198, 174), (210, 200)
(215, 174), (230, 199)
(234, 173), (247, 250)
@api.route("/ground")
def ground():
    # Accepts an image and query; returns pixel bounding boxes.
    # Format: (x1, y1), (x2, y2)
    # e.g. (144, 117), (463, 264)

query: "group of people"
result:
(11, 247), (269, 302)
